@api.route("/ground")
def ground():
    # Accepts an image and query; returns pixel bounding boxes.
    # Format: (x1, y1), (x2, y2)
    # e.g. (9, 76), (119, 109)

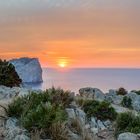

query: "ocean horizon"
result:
(24, 68), (140, 94)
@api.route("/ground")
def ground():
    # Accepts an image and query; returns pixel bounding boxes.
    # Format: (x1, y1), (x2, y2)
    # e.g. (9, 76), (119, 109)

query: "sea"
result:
(24, 68), (140, 94)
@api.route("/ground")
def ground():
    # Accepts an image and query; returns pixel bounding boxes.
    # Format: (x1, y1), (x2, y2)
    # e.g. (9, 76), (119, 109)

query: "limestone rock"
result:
(105, 89), (123, 105)
(10, 57), (43, 83)
(127, 92), (140, 112)
(79, 87), (105, 101)
(118, 132), (138, 140)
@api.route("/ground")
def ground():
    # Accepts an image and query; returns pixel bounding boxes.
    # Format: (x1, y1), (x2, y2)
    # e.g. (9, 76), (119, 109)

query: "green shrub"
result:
(115, 112), (140, 136)
(121, 96), (133, 109)
(117, 87), (127, 95)
(0, 59), (22, 87)
(131, 90), (140, 95)
(83, 100), (117, 121)
(6, 88), (71, 138)
(21, 103), (67, 131)
(48, 87), (74, 107)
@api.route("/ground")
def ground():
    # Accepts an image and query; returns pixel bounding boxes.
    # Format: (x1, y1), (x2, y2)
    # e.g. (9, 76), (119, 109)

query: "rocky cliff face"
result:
(10, 57), (43, 83)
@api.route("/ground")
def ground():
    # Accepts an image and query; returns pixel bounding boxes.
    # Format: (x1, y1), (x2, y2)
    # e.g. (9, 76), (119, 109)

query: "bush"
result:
(6, 88), (71, 138)
(121, 96), (133, 109)
(49, 87), (74, 108)
(115, 112), (140, 136)
(49, 122), (69, 140)
(117, 87), (127, 95)
(131, 90), (140, 95)
(83, 100), (117, 121)
(0, 59), (22, 87)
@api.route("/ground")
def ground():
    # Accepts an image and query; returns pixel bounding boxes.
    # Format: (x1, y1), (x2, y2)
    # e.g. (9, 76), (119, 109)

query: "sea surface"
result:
(24, 68), (140, 94)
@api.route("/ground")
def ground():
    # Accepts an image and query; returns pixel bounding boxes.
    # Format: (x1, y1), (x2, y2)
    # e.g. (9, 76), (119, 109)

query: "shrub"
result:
(49, 122), (69, 140)
(131, 90), (140, 95)
(117, 87), (127, 95)
(6, 88), (70, 138)
(115, 112), (140, 136)
(121, 96), (133, 109)
(83, 100), (117, 121)
(48, 87), (74, 108)
(0, 59), (22, 87)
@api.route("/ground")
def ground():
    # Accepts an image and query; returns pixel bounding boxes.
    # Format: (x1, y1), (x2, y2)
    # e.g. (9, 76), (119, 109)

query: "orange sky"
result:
(0, 0), (140, 68)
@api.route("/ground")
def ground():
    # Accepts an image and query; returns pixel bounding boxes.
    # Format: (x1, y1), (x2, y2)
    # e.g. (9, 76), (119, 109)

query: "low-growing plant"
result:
(6, 88), (72, 138)
(131, 90), (140, 95)
(83, 100), (117, 121)
(49, 87), (74, 107)
(49, 122), (69, 140)
(121, 96), (133, 109)
(69, 117), (83, 135)
(21, 103), (67, 131)
(0, 59), (22, 87)
(115, 112), (140, 136)
(117, 87), (127, 95)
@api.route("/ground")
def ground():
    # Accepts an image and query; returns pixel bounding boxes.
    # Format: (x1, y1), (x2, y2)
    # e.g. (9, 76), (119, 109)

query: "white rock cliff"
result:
(10, 57), (43, 83)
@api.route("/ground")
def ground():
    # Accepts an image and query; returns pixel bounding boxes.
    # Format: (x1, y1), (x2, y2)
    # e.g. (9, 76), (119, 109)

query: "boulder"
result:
(10, 57), (43, 83)
(5, 118), (30, 140)
(79, 87), (105, 101)
(66, 108), (76, 120)
(75, 108), (86, 126)
(118, 132), (138, 140)
(105, 90), (123, 105)
(127, 92), (140, 112)
(0, 86), (30, 100)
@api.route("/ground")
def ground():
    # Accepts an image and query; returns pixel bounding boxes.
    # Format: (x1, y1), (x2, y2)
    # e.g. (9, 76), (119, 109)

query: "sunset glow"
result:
(0, 0), (140, 68)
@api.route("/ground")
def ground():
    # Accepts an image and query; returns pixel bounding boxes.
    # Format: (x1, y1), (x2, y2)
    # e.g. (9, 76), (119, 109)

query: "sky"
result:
(0, 0), (140, 68)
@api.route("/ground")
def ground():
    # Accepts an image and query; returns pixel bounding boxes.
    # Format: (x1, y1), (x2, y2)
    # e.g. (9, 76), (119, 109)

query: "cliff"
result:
(10, 57), (43, 83)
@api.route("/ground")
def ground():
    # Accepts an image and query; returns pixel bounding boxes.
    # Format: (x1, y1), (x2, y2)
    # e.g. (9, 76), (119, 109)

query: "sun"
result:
(58, 58), (68, 68)
(59, 62), (66, 68)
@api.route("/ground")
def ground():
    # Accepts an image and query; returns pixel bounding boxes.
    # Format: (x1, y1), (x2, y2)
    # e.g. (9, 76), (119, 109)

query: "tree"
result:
(0, 59), (22, 87)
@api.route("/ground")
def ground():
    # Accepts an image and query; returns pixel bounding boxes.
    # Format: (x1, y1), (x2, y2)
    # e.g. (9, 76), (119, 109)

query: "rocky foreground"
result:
(0, 86), (140, 140)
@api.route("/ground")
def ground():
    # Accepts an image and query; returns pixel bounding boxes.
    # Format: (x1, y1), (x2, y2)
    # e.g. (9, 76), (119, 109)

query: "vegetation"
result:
(131, 90), (140, 95)
(121, 96), (133, 109)
(6, 88), (74, 138)
(117, 87), (127, 95)
(82, 100), (117, 121)
(115, 112), (140, 136)
(0, 59), (22, 87)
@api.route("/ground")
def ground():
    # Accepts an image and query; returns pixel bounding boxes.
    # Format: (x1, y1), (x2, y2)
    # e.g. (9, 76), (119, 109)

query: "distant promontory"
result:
(10, 57), (43, 83)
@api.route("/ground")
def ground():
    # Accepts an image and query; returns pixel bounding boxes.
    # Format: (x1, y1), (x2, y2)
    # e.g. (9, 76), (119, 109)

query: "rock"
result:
(97, 120), (106, 131)
(118, 132), (138, 140)
(15, 134), (30, 140)
(0, 86), (29, 100)
(90, 117), (98, 128)
(6, 118), (18, 129)
(5, 118), (30, 140)
(111, 104), (130, 114)
(127, 92), (140, 112)
(105, 90), (123, 105)
(10, 57), (43, 83)
(66, 108), (76, 119)
(0, 86), (18, 100)
(97, 129), (115, 140)
(79, 87), (105, 101)
(91, 127), (98, 135)
(75, 108), (86, 125)
(103, 120), (112, 128)
(68, 131), (81, 140)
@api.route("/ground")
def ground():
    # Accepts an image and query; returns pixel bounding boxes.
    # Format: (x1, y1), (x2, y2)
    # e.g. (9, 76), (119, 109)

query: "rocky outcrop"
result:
(79, 87), (105, 101)
(126, 92), (140, 112)
(105, 89), (123, 105)
(4, 118), (30, 140)
(10, 57), (43, 83)
(0, 86), (30, 100)
(118, 132), (139, 140)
